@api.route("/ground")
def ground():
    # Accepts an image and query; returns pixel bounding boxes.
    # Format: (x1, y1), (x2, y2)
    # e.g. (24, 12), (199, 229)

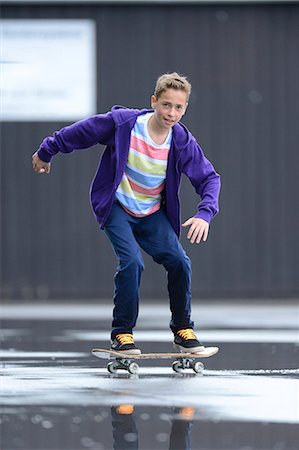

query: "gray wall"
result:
(1, 3), (299, 301)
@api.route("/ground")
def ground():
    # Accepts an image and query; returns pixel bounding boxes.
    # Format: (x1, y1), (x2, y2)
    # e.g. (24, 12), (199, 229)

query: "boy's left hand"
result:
(182, 217), (209, 244)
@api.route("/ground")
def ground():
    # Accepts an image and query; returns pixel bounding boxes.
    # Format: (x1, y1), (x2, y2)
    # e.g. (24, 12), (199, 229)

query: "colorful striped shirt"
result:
(115, 112), (172, 217)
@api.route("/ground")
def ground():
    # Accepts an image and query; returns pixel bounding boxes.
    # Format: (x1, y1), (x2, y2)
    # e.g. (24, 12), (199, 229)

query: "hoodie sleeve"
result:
(180, 138), (221, 223)
(37, 111), (115, 163)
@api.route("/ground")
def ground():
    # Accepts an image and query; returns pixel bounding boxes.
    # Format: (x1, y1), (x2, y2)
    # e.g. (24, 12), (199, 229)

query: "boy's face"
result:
(151, 88), (188, 130)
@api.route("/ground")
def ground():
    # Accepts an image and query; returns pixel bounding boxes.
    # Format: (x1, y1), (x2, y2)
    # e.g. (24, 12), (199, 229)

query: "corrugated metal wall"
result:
(1, 3), (299, 300)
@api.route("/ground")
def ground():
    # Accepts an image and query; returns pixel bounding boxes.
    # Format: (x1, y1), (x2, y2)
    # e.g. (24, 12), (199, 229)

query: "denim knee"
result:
(177, 253), (191, 273)
(119, 253), (145, 273)
(159, 250), (191, 273)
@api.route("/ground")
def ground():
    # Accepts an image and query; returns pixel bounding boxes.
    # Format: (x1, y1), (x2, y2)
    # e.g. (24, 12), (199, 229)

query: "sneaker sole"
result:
(174, 343), (205, 353)
(110, 348), (141, 355)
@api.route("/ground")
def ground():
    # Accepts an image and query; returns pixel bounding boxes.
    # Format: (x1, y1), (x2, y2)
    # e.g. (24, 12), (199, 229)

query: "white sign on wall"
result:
(0, 20), (97, 121)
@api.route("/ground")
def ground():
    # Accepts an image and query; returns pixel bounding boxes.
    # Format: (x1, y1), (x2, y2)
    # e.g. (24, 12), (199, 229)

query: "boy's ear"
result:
(151, 95), (157, 109)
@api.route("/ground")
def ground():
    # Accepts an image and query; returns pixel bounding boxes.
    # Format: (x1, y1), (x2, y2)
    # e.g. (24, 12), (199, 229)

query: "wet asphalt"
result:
(1, 301), (298, 450)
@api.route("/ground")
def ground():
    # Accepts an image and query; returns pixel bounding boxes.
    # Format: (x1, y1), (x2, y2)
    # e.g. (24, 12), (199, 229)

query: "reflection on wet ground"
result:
(1, 302), (299, 449)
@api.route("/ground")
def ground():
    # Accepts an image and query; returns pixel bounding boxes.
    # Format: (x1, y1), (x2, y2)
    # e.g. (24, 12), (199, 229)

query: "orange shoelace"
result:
(116, 404), (134, 415)
(116, 333), (134, 345)
(177, 329), (197, 340)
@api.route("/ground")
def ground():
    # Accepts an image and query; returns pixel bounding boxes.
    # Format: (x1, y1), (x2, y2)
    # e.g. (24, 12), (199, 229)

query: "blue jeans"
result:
(104, 202), (194, 340)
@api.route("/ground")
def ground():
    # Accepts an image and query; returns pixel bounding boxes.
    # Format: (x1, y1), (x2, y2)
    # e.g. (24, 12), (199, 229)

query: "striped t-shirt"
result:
(115, 112), (172, 217)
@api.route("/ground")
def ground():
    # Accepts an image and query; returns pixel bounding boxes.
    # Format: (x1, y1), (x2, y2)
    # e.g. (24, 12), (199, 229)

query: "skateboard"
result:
(91, 347), (219, 374)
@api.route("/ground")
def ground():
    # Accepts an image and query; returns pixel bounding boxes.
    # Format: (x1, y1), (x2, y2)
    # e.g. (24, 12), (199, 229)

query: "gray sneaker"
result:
(173, 329), (205, 353)
(111, 333), (141, 355)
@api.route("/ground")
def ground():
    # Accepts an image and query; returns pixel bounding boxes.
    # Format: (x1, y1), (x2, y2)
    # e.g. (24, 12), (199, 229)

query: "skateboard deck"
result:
(92, 347), (219, 374)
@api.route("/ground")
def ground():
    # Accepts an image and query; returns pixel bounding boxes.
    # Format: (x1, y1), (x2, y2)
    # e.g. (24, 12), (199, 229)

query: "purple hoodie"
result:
(38, 106), (220, 237)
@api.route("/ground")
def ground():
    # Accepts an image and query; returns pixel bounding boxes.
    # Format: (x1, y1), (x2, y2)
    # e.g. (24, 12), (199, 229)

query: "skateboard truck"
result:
(172, 357), (204, 374)
(107, 358), (139, 374)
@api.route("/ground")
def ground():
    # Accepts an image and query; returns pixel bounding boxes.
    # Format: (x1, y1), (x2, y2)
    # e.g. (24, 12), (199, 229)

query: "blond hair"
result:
(154, 72), (191, 101)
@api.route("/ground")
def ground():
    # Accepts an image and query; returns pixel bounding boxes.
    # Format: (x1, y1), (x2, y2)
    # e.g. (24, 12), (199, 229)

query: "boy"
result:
(32, 73), (220, 355)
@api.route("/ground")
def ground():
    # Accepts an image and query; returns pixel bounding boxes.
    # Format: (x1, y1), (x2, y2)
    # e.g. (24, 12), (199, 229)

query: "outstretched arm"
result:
(32, 111), (115, 174)
(35, 111), (115, 163)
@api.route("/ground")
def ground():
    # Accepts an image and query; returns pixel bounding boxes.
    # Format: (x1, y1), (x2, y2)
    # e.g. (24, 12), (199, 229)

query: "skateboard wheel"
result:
(193, 361), (204, 373)
(107, 362), (118, 373)
(172, 361), (183, 373)
(128, 362), (139, 374)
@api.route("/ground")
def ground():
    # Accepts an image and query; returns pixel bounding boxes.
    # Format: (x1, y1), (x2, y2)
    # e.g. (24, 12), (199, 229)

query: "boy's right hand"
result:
(32, 151), (51, 174)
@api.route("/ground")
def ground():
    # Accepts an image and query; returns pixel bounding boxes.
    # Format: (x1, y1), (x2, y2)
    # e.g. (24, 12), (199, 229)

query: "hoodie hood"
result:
(111, 105), (148, 126)
(111, 105), (192, 152)
(172, 121), (192, 151)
